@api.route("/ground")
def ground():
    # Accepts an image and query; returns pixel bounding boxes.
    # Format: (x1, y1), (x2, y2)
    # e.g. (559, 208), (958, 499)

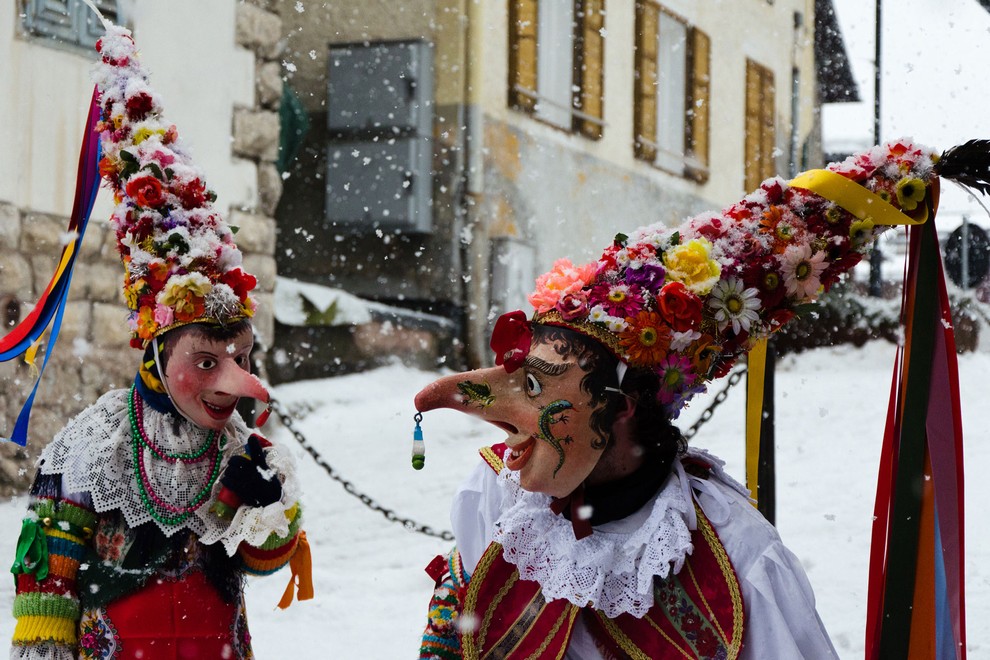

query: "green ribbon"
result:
(11, 518), (49, 582)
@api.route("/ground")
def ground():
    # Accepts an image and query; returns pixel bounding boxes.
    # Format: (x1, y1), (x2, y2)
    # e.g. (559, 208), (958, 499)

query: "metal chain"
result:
(267, 396), (455, 541)
(682, 367), (747, 441)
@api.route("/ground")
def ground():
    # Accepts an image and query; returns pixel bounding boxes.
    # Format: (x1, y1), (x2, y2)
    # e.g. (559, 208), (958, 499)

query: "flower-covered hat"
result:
(495, 140), (946, 416)
(94, 26), (256, 348)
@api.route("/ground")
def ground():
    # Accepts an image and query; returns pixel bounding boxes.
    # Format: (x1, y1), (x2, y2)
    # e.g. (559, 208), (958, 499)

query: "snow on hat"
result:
(492, 140), (944, 417)
(93, 26), (257, 349)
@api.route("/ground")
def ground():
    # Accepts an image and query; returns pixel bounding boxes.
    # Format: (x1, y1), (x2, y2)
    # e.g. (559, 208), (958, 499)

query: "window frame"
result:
(19, 0), (120, 55)
(633, 2), (711, 182)
(507, 0), (606, 139)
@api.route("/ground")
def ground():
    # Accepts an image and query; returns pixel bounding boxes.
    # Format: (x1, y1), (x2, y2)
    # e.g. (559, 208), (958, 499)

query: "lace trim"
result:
(490, 449), (741, 619)
(40, 389), (298, 555)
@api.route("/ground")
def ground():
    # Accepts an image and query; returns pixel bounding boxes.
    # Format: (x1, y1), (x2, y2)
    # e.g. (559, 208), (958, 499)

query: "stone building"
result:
(272, 0), (856, 374)
(0, 0), (281, 492)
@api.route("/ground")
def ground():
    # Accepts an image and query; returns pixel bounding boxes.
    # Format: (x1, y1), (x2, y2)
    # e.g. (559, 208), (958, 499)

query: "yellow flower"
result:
(849, 217), (876, 247)
(895, 177), (926, 211)
(663, 238), (721, 295)
(132, 127), (165, 145)
(159, 273), (212, 322)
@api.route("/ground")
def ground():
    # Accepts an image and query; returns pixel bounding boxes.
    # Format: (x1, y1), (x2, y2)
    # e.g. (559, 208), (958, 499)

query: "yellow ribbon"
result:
(277, 530), (314, 609)
(789, 169), (928, 226)
(745, 338), (768, 507)
(743, 171), (931, 503)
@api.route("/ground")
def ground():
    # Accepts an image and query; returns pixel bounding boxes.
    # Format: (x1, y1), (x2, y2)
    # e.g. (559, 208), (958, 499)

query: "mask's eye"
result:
(196, 358), (217, 371)
(235, 353), (250, 369)
(525, 372), (542, 397)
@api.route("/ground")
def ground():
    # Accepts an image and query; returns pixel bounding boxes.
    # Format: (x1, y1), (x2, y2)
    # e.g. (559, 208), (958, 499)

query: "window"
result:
(633, 3), (710, 181)
(21, 0), (119, 53)
(744, 59), (776, 192)
(508, 0), (605, 139)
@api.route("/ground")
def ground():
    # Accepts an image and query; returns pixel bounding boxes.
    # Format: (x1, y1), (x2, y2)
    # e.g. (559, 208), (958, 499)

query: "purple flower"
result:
(624, 263), (666, 293)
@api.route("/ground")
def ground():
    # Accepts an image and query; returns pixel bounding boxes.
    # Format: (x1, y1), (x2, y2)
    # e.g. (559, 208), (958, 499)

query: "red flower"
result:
(220, 268), (257, 302)
(656, 282), (702, 332)
(175, 178), (209, 209)
(125, 175), (167, 208)
(125, 92), (154, 120)
(490, 310), (532, 373)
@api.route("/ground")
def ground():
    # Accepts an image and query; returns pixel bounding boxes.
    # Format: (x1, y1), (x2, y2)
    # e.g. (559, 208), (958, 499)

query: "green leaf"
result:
(229, 225), (240, 234)
(613, 232), (628, 246)
(164, 167), (175, 181)
(670, 231), (681, 245)
(144, 163), (164, 180)
(119, 149), (137, 163)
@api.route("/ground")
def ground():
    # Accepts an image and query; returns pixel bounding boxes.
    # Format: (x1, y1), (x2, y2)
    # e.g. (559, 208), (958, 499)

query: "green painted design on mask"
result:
(457, 380), (496, 408)
(538, 399), (574, 477)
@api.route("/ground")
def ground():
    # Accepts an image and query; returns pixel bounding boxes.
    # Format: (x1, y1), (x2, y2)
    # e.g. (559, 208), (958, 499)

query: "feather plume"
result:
(934, 139), (990, 196)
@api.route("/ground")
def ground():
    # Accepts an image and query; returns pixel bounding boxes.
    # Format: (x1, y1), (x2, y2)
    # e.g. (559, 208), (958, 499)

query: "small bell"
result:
(412, 412), (425, 470)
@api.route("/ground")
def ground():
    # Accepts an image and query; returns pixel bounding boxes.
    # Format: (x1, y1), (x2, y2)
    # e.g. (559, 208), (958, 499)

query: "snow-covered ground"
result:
(1, 339), (987, 658)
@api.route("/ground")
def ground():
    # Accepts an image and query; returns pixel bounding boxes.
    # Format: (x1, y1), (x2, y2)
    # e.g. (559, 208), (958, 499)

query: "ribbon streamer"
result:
(787, 172), (965, 659)
(0, 88), (102, 446)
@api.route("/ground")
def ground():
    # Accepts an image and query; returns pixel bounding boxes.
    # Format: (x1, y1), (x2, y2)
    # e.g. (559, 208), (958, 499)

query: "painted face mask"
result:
(160, 325), (269, 431)
(415, 337), (607, 498)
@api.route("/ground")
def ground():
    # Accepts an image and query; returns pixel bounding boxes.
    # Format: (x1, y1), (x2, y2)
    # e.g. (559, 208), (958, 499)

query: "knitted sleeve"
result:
(237, 502), (302, 576)
(10, 473), (96, 654)
(420, 549), (469, 660)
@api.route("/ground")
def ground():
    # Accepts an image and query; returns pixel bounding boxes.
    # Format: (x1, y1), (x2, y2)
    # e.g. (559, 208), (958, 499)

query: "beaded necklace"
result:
(128, 385), (226, 526)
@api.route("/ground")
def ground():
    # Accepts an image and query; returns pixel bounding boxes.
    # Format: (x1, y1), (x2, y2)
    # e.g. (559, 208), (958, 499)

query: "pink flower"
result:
(779, 244), (828, 299)
(556, 291), (590, 321)
(528, 258), (597, 314)
(589, 282), (645, 318)
(153, 303), (174, 327)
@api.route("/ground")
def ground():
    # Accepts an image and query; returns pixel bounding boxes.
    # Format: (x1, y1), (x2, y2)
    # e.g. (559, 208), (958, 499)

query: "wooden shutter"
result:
(744, 59), (775, 191)
(575, 0), (605, 139)
(508, 0), (539, 112)
(634, 1), (659, 161)
(685, 26), (710, 180)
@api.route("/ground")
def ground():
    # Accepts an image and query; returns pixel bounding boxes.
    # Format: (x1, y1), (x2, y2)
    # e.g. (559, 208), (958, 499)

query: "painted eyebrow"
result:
(523, 355), (569, 376)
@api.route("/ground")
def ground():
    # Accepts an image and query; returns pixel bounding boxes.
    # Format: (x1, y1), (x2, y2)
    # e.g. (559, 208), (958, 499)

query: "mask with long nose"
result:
(159, 325), (269, 431)
(415, 337), (611, 498)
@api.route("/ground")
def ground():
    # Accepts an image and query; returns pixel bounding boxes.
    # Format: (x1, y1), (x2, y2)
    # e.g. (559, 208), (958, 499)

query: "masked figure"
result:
(416, 138), (983, 659)
(9, 24), (310, 660)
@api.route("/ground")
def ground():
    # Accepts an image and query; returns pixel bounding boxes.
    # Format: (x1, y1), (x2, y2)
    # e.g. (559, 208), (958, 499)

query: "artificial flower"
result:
(895, 177), (926, 210)
(125, 175), (167, 208)
(849, 217), (876, 248)
(624, 262), (666, 293)
(779, 244), (828, 299)
(656, 282), (703, 332)
(556, 291), (589, 321)
(708, 277), (761, 334)
(125, 92), (154, 120)
(590, 282), (644, 318)
(528, 258), (597, 313)
(618, 310), (670, 366)
(663, 238), (721, 295)
(153, 303), (174, 327)
(655, 354), (696, 406)
(158, 272), (211, 322)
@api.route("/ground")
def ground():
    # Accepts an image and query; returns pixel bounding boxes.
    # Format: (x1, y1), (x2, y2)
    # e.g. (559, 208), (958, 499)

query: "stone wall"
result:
(0, 1), (282, 495)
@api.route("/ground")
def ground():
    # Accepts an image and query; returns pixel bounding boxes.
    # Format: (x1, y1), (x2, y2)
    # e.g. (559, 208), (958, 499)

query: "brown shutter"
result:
(508, 0), (538, 112)
(759, 66), (776, 182)
(634, 1), (659, 161)
(575, 0), (605, 139)
(685, 26), (710, 180)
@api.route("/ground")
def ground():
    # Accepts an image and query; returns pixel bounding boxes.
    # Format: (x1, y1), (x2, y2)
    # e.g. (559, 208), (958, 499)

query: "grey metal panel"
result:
(23, 0), (118, 51)
(327, 40), (434, 136)
(326, 136), (433, 233)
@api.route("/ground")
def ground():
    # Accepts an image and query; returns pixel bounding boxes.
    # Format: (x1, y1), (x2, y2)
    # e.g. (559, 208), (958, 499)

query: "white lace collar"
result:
(490, 450), (736, 618)
(40, 389), (297, 555)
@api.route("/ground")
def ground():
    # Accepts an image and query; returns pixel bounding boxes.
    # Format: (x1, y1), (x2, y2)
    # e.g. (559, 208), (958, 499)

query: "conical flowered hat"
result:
(494, 140), (946, 416)
(94, 26), (256, 348)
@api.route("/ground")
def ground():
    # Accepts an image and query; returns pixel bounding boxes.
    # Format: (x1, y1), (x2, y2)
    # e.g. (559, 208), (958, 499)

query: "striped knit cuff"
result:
(12, 614), (77, 646)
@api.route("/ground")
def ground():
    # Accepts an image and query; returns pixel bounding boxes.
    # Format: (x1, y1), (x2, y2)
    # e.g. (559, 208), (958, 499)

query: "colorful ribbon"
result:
(787, 172), (965, 659)
(0, 87), (102, 446)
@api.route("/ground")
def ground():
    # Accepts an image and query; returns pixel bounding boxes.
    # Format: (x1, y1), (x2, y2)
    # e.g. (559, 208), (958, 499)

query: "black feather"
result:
(934, 139), (990, 197)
